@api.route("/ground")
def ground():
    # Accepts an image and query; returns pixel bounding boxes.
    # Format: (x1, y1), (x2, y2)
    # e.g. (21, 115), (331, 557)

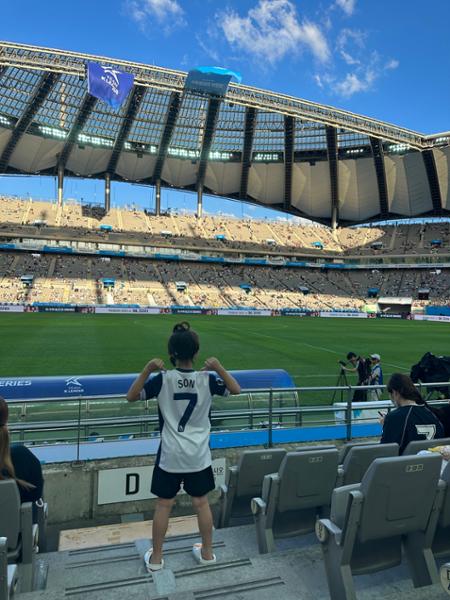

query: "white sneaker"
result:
(144, 548), (164, 572)
(192, 543), (217, 566)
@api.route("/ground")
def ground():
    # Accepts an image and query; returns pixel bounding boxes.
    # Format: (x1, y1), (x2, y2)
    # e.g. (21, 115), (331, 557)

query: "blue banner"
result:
(185, 66), (241, 97)
(87, 62), (134, 110)
(0, 369), (295, 401)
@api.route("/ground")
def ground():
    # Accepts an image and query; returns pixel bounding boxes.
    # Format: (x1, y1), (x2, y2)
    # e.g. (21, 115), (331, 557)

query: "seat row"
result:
(216, 440), (450, 600)
(0, 481), (48, 600)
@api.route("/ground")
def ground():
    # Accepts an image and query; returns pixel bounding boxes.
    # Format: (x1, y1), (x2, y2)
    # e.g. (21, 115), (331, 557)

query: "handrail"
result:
(5, 381), (450, 404)
(6, 382), (449, 449)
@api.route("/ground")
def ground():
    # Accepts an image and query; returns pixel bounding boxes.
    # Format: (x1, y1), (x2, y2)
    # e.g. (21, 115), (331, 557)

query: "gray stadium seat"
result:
(216, 448), (286, 529)
(295, 444), (336, 452)
(337, 443), (399, 486)
(403, 437), (450, 456)
(432, 460), (450, 558)
(0, 480), (38, 593)
(252, 448), (340, 554)
(0, 538), (18, 600)
(338, 440), (379, 464)
(316, 454), (445, 600)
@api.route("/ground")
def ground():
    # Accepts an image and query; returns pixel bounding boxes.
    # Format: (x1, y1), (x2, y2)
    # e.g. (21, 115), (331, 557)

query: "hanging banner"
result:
(87, 62), (134, 109)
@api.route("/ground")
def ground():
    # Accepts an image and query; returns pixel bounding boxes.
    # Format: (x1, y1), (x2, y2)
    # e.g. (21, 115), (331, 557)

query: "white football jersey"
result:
(141, 368), (229, 473)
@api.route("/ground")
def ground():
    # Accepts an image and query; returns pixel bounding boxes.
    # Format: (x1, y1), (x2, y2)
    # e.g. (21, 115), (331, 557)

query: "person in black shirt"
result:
(0, 397), (44, 517)
(380, 374), (444, 454)
(342, 352), (370, 402)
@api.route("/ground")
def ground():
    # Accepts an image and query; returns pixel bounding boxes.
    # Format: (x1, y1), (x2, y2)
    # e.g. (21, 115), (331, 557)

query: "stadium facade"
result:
(0, 42), (449, 227)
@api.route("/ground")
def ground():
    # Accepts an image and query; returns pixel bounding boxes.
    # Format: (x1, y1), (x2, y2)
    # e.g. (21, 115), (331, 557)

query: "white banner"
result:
(95, 306), (161, 315)
(413, 314), (450, 323)
(0, 304), (24, 312)
(97, 458), (226, 505)
(319, 311), (368, 319)
(217, 309), (271, 317)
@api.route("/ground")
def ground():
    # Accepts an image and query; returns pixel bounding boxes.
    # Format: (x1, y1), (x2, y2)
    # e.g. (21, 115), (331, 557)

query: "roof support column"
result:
(284, 116), (294, 211)
(197, 183), (203, 218)
(369, 137), (389, 218)
(155, 179), (161, 216)
(57, 164), (64, 207)
(105, 173), (111, 213)
(326, 126), (339, 229)
(422, 149), (443, 215)
(240, 107), (257, 200)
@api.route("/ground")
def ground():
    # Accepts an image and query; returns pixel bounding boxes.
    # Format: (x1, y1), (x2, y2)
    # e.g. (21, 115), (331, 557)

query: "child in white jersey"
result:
(127, 322), (241, 571)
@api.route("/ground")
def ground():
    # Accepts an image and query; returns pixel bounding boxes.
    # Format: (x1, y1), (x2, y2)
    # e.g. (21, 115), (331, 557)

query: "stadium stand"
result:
(1, 249), (450, 310)
(2, 197), (450, 259)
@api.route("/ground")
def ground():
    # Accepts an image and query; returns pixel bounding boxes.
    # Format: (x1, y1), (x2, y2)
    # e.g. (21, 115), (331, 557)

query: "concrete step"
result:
(17, 525), (450, 600)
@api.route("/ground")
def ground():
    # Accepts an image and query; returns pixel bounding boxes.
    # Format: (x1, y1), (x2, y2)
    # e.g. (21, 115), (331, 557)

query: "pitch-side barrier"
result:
(3, 380), (449, 464)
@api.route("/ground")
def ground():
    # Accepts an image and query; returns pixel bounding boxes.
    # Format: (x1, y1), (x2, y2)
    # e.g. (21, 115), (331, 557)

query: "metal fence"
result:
(6, 382), (450, 459)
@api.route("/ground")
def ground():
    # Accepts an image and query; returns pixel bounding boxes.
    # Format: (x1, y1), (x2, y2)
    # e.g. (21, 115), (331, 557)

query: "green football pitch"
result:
(1, 313), (448, 385)
(2, 313), (448, 441)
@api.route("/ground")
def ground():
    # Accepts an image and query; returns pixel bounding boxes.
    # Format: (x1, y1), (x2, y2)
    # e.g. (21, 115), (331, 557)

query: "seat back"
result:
(338, 441), (379, 464)
(235, 449), (286, 498)
(439, 461), (450, 528)
(276, 449), (340, 512)
(357, 454), (442, 544)
(341, 443), (399, 485)
(403, 437), (450, 456)
(0, 480), (21, 551)
(432, 461), (450, 557)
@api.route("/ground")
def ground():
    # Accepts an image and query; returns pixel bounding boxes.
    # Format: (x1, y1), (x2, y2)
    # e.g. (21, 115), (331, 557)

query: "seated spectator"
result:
(0, 397), (44, 519)
(380, 374), (444, 454)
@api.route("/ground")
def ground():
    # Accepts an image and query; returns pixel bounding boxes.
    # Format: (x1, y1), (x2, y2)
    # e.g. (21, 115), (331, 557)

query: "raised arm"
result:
(126, 358), (165, 402)
(204, 357), (241, 395)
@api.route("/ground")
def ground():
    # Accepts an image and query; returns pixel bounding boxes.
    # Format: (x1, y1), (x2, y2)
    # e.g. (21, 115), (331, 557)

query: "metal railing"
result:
(6, 382), (450, 456)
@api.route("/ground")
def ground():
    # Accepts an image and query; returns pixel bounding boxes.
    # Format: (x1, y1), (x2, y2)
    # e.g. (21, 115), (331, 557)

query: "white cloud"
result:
(385, 59), (400, 70)
(219, 0), (330, 65)
(126, 0), (185, 30)
(333, 70), (376, 97)
(335, 0), (356, 16)
(336, 29), (365, 65)
(314, 27), (399, 98)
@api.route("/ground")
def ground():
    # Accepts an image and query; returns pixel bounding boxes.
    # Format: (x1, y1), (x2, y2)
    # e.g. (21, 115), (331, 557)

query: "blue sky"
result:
(0, 0), (449, 219)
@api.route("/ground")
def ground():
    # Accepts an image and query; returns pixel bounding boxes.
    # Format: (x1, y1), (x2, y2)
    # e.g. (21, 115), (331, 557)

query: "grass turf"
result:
(2, 313), (448, 441)
(1, 313), (448, 386)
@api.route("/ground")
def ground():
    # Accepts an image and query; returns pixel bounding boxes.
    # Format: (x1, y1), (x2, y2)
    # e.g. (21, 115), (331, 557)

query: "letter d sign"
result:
(126, 473), (140, 495)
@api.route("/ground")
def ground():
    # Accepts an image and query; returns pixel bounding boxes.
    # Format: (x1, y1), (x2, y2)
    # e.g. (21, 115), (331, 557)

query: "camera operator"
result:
(340, 352), (369, 402)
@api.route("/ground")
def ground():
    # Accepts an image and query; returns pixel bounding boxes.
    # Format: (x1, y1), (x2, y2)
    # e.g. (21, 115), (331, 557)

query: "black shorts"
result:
(151, 464), (215, 499)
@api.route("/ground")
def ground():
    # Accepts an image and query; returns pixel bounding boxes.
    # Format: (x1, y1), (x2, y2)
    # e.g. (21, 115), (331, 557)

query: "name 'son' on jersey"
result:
(177, 378), (195, 389)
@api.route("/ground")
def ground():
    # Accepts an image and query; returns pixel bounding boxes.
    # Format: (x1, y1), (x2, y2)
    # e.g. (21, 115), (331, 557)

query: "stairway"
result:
(17, 523), (447, 600)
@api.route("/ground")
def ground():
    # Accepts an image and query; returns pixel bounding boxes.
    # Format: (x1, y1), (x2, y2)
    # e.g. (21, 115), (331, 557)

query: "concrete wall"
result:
(42, 442), (323, 525)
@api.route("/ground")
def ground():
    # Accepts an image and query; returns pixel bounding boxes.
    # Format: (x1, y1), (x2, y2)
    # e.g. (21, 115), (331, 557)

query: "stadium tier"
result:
(1, 250), (449, 310)
(1, 196), (450, 256)
(0, 42), (449, 227)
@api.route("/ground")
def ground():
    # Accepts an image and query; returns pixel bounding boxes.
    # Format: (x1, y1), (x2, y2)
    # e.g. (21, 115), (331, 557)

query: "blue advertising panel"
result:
(0, 369), (295, 401)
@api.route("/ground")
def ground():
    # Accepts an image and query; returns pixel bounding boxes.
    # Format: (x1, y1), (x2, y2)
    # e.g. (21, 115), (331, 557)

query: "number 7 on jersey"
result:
(174, 392), (198, 432)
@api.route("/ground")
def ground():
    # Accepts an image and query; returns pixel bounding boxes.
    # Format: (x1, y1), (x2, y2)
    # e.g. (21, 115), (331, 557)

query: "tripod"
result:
(332, 369), (350, 403)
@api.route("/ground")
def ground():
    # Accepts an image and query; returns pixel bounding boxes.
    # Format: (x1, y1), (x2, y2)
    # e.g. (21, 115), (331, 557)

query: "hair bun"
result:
(173, 322), (190, 333)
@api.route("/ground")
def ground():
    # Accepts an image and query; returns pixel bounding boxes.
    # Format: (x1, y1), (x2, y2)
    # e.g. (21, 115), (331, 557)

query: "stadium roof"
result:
(0, 41), (449, 225)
